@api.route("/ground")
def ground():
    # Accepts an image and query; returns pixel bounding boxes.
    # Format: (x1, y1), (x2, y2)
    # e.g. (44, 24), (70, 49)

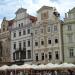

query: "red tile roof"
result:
(30, 15), (37, 23)
(8, 19), (14, 26)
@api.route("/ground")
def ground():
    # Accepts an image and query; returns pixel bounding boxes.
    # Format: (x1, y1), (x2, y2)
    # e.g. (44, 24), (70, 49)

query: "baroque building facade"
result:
(32, 6), (63, 64)
(1, 6), (75, 65)
(63, 7), (75, 63)
(10, 8), (36, 64)
(0, 17), (13, 63)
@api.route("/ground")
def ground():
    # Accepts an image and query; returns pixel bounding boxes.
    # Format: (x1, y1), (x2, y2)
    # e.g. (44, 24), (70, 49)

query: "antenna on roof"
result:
(19, 0), (22, 8)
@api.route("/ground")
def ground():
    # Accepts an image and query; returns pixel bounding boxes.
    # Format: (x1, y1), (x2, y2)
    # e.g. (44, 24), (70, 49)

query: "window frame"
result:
(27, 50), (31, 59)
(69, 48), (74, 58)
(41, 53), (44, 60)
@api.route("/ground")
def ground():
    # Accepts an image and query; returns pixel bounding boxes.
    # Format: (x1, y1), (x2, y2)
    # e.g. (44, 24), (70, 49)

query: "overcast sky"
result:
(0, 0), (75, 26)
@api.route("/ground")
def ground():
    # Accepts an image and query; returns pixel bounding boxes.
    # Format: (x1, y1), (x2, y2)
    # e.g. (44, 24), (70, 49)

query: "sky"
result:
(0, 0), (75, 26)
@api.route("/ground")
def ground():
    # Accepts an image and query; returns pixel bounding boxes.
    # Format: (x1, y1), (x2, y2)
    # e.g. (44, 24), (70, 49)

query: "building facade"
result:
(32, 6), (63, 64)
(0, 17), (13, 63)
(11, 8), (36, 64)
(63, 8), (75, 63)
(1, 6), (75, 65)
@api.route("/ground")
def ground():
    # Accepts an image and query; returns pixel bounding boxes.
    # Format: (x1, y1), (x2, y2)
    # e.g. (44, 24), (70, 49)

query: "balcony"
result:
(13, 48), (26, 61)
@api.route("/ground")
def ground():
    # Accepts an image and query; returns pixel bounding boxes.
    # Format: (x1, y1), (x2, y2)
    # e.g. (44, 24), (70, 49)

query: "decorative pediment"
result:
(37, 6), (53, 13)
(15, 8), (27, 14)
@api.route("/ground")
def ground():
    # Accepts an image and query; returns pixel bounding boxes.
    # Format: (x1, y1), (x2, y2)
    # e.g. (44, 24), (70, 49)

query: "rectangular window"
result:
(48, 39), (51, 44)
(54, 26), (57, 31)
(68, 34), (73, 43)
(49, 52), (52, 60)
(28, 39), (30, 47)
(35, 30), (37, 34)
(13, 53), (15, 60)
(21, 23), (23, 27)
(13, 42), (16, 50)
(41, 53), (44, 60)
(19, 31), (21, 36)
(22, 51), (26, 59)
(13, 32), (16, 37)
(41, 40), (44, 45)
(48, 27), (50, 32)
(35, 41), (38, 46)
(16, 52), (19, 60)
(69, 48), (74, 57)
(27, 50), (31, 59)
(23, 41), (26, 48)
(40, 28), (44, 33)
(19, 24), (20, 27)
(55, 51), (59, 59)
(27, 29), (30, 34)
(68, 25), (72, 31)
(23, 29), (26, 35)
(19, 41), (21, 50)
(35, 53), (38, 61)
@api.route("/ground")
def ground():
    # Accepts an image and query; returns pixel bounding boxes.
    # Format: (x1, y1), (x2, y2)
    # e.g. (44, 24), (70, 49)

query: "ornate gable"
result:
(15, 8), (27, 14)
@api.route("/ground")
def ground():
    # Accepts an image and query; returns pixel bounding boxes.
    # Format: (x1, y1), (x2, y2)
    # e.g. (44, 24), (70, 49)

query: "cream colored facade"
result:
(10, 8), (36, 64)
(63, 8), (75, 63)
(0, 17), (12, 62)
(32, 6), (63, 64)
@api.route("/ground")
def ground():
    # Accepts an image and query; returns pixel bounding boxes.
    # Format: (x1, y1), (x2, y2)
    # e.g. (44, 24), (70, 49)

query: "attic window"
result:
(41, 11), (48, 20)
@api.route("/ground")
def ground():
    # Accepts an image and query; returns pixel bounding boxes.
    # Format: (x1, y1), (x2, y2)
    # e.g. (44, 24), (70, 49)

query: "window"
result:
(48, 27), (50, 32)
(49, 52), (52, 60)
(23, 41), (26, 48)
(54, 26), (57, 31)
(13, 53), (15, 60)
(40, 28), (44, 33)
(13, 42), (16, 49)
(28, 39), (30, 47)
(3, 28), (5, 31)
(55, 39), (58, 43)
(19, 24), (20, 27)
(68, 34), (73, 43)
(13, 32), (16, 37)
(21, 23), (23, 27)
(19, 41), (21, 50)
(27, 50), (31, 59)
(0, 42), (2, 57)
(23, 29), (26, 35)
(41, 53), (44, 60)
(16, 52), (19, 60)
(19, 30), (21, 36)
(22, 51), (26, 59)
(55, 51), (59, 59)
(35, 53), (38, 61)
(27, 29), (30, 34)
(35, 30), (37, 34)
(35, 41), (38, 46)
(69, 48), (74, 57)
(68, 25), (72, 31)
(41, 11), (48, 20)
(48, 38), (51, 44)
(41, 40), (44, 45)
(3, 24), (5, 27)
